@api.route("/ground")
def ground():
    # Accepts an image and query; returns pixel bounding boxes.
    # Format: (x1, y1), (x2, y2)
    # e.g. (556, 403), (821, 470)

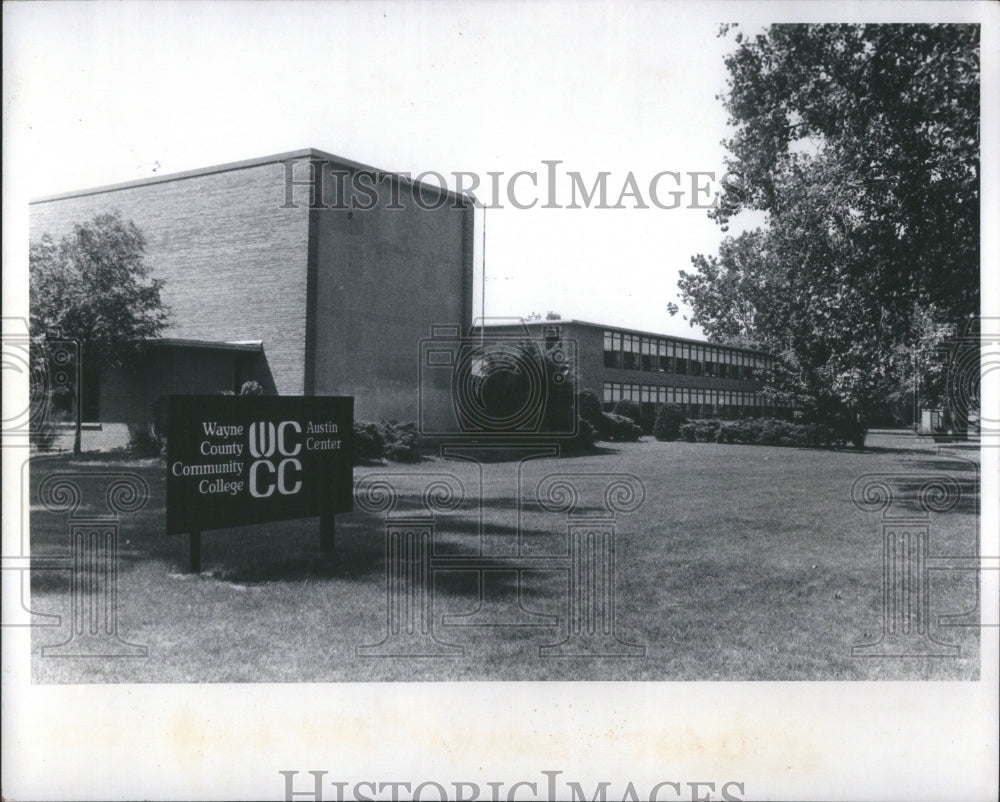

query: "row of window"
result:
(603, 382), (788, 418)
(602, 331), (769, 379)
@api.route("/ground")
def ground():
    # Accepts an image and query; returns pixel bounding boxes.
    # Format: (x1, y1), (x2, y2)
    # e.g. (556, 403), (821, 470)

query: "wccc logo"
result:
(248, 420), (303, 498)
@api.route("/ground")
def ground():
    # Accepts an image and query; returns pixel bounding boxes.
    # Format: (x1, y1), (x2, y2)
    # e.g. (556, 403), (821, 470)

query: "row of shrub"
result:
(577, 391), (643, 443)
(676, 417), (851, 448)
(352, 420), (421, 464)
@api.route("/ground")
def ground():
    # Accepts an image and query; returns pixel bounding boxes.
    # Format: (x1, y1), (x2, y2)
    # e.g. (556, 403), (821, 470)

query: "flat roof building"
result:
(29, 149), (475, 447)
(482, 319), (785, 430)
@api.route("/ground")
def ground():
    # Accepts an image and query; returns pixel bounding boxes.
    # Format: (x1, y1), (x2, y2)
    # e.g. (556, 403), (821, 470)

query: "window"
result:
(605, 382), (622, 410)
(658, 340), (670, 372)
(675, 343), (688, 375)
(604, 331), (622, 369)
(623, 334), (639, 370)
(690, 345), (702, 377)
(641, 338), (653, 371)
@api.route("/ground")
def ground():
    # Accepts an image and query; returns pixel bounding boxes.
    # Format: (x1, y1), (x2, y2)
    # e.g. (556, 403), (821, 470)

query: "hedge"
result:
(597, 412), (642, 442)
(353, 420), (422, 464)
(676, 418), (850, 448)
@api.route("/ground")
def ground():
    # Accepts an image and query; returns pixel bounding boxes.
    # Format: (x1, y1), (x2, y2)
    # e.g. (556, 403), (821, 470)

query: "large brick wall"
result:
(30, 157), (312, 397)
(309, 161), (474, 421)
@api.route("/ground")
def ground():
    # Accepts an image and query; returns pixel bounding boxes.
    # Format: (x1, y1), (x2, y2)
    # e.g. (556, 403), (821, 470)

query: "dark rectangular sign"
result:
(166, 395), (353, 535)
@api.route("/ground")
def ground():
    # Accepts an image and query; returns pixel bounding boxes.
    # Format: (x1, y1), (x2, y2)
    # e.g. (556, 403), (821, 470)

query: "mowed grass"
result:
(28, 432), (980, 682)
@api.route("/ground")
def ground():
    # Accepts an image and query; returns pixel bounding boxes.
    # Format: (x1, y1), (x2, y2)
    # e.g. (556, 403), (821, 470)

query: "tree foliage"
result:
(30, 211), (169, 451)
(30, 211), (170, 372)
(680, 24), (979, 436)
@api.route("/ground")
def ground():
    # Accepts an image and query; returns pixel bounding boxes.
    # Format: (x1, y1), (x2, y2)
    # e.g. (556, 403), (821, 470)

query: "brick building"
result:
(29, 149), (475, 447)
(483, 319), (784, 430)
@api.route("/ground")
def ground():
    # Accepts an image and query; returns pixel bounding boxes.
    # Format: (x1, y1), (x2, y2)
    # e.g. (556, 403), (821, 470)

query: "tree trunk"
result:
(74, 387), (82, 455)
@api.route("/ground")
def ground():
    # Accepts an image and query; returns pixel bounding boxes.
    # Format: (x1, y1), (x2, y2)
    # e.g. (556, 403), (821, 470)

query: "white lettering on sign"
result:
(249, 458), (302, 498)
(201, 422), (244, 438)
(172, 461), (243, 476)
(199, 478), (245, 496)
(249, 421), (276, 458)
(200, 441), (243, 457)
(306, 438), (342, 451)
(306, 420), (339, 434)
(277, 420), (302, 456)
(249, 420), (303, 458)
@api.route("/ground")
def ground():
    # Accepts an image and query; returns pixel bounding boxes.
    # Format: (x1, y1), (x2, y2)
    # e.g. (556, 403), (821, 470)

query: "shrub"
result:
(670, 417), (846, 448)
(381, 420), (421, 463)
(693, 419), (720, 442)
(126, 423), (162, 455)
(598, 412), (642, 442)
(29, 403), (63, 452)
(150, 397), (169, 455)
(735, 418), (764, 444)
(352, 420), (422, 464)
(653, 403), (687, 441)
(577, 389), (604, 428)
(566, 416), (597, 452)
(239, 380), (263, 396)
(352, 420), (386, 464)
(612, 399), (642, 427)
(716, 420), (740, 444)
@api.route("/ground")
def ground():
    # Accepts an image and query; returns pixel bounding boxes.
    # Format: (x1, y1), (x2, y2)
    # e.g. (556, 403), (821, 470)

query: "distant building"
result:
(30, 149), (475, 447)
(482, 319), (786, 429)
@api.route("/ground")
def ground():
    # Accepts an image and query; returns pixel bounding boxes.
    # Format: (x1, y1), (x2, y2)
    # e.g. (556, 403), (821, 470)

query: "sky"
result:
(3, 1), (763, 339)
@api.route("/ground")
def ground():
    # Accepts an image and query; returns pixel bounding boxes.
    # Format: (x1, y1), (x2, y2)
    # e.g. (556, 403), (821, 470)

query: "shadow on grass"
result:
(861, 445), (945, 457)
(888, 475), (980, 516)
(436, 444), (620, 463)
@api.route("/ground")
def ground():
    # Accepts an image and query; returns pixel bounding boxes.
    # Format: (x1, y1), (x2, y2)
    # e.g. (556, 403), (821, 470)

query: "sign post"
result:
(166, 395), (353, 570)
(189, 530), (202, 574)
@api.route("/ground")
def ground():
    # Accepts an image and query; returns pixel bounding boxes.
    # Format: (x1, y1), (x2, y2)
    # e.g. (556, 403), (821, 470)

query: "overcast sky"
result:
(3, 2), (771, 338)
(4, 2), (994, 339)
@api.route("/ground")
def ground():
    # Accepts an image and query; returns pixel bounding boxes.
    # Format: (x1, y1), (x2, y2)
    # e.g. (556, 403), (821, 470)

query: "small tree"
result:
(577, 389), (604, 428)
(612, 399), (642, 427)
(653, 403), (687, 441)
(30, 211), (169, 453)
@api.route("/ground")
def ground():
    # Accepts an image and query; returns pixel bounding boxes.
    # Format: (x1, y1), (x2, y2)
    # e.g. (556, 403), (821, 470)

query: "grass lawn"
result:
(28, 431), (980, 682)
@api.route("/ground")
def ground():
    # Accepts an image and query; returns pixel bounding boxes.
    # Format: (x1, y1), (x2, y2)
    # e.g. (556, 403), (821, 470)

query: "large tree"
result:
(680, 23), (979, 444)
(30, 211), (169, 452)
